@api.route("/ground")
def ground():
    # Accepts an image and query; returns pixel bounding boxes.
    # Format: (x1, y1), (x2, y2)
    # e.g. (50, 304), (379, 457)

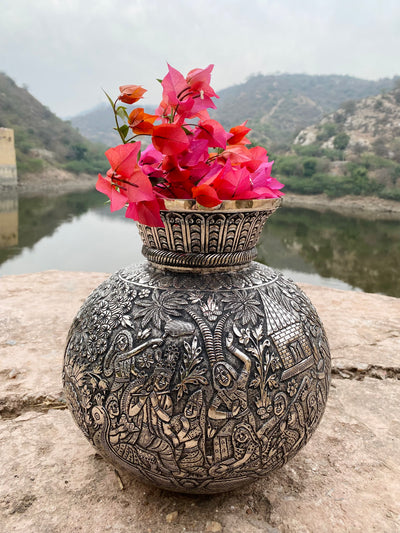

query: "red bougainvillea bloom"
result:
(218, 145), (252, 166)
(162, 156), (191, 183)
(118, 85), (147, 104)
(227, 122), (251, 145)
(152, 123), (190, 155)
(128, 108), (158, 135)
(192, 183), (222, 207)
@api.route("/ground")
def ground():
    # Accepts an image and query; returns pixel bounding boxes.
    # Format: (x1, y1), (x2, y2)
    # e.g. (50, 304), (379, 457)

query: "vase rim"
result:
(163, 198), (282, 213)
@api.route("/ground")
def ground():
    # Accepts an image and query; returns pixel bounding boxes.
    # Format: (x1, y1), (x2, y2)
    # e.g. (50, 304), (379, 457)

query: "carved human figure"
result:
(127, 366), (180, 475)
(170, 389), (207, 476)
(208, 333), (255, 463)
(105, 395), (137, 445)
(210, 422), (261, 475)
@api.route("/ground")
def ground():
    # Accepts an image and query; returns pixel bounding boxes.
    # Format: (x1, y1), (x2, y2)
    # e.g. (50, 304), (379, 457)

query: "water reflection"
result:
(0, 190), (18, 248)
(259, 208), (400, 296)
(0, 190), (399, 297)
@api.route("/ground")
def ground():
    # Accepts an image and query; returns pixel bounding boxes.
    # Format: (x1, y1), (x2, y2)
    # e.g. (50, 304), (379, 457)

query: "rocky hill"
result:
(71, 74), (396, 150)
(275, 85), (400, 201)
(212, 73), (396, 149)
(294, 89), (400, 158)
(0, 73), (107, 178)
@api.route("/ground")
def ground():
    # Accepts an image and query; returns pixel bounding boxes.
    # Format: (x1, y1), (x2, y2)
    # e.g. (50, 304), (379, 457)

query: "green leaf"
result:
(181, 126), (192, 136)
(103, 89), (115, 111)
(116, 106), (129, 121)
(120, 124), (129, 140)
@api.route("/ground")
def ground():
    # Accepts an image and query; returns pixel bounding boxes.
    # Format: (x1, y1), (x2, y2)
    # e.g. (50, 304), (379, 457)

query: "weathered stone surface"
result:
(1, 271), (399, 532)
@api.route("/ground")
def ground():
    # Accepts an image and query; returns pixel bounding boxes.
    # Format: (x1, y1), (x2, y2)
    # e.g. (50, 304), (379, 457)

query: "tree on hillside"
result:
(333, 132), (350, 151)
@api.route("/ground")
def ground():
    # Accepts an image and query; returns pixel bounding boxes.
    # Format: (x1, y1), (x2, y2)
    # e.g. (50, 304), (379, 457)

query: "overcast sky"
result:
(1, 0), (399, 118)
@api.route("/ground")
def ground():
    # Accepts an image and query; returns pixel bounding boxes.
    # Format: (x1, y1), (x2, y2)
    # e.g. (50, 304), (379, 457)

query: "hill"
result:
(71, 102), (156, 149)
(211, 73), (396, 150)
(72, 73), (396, 151)
(70, 103), (120, 147)
(274, 85), (400, 201)
(0, 73), (107, 178)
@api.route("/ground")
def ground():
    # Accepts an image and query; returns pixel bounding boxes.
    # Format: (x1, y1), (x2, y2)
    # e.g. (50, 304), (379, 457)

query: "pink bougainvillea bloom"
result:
(97, 143), (155, 211)
(161, 64), (188, 107)
(157, 64), (218, 121)
(179, 138), (209, 168)
(244, 146), (269, 172)
(161, 156), (191, 183)
(125, 199), (164, 227)
(96, 172), (128, 212)
(118, 85), (147, 104)
(152, 124), (190, 155)
(196, 119), (232, 148)
(227, 122), (251, 145)
(186, 64), (218, 99)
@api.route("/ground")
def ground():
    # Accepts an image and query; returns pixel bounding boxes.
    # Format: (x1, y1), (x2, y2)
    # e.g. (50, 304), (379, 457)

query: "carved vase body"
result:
(63, 200), (330, 493)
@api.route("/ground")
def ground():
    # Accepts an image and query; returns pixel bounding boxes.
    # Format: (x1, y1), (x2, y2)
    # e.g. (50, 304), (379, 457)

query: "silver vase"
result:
(63, 199), (330, 493)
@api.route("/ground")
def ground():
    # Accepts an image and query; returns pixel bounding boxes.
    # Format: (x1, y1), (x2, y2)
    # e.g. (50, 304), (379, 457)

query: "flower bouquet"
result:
(96, 64), (284, 227)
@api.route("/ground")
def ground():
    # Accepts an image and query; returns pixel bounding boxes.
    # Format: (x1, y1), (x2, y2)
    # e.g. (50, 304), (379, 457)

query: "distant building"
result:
(0, 128), (17, 187)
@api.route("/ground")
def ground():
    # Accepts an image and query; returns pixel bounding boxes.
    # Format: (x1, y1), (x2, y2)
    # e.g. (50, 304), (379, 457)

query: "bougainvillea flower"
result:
(125, 199), (164, 227)
(192, 183), (222, 207)
(152, 123), (190, 155)
(227, 122), (251, 145)
(196, 119), (232, 148)
(118, 85), (147, 104)
(186, 64), (218, 99)
(139, 145), (164, 177)
(179, 138), (209, 167)
(244, 146), (268, 172)
(100, 64), (284, 225)
(105, 143), (141, 178)
(211, 164), (253, 200)
(97, 143), (155, 210)
(157, 64), (218, 121)
(96, 172), (128, 212)
(128, 108), (158, 135)
(161, 64), (187, 106)
(218, 145), (252, 166)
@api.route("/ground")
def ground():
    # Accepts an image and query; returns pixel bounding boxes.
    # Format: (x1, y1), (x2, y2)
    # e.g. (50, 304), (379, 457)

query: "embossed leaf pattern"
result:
(133, 290), (187, 328)
(176, 336), (209, 400)
(222, 291), (264, 325)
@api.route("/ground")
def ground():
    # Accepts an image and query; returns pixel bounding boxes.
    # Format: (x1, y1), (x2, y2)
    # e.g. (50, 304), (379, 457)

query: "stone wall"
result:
(0, 128), (17, 187)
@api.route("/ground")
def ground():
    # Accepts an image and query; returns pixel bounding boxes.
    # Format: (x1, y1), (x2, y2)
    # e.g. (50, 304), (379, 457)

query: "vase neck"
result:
(138, 206), (278, 273)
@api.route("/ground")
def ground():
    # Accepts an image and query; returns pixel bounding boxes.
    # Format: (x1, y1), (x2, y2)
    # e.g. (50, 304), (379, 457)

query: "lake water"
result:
(1, 189), (400, 297)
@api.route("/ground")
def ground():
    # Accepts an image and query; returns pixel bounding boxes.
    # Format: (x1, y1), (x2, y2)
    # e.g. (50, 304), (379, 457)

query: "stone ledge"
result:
(0, 271), (399, 532)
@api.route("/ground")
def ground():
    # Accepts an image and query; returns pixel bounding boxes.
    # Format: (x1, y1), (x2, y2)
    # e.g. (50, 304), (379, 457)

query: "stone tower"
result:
(0, 128), (17, 187)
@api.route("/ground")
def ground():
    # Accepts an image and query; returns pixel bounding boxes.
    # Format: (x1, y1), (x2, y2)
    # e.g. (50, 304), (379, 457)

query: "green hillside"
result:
(0, 73), (107, 176)
(211, 73), (396, 150)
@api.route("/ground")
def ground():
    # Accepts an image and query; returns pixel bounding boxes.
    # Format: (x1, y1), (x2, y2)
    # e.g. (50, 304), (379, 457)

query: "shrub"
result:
(333, 132), (350, 151)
